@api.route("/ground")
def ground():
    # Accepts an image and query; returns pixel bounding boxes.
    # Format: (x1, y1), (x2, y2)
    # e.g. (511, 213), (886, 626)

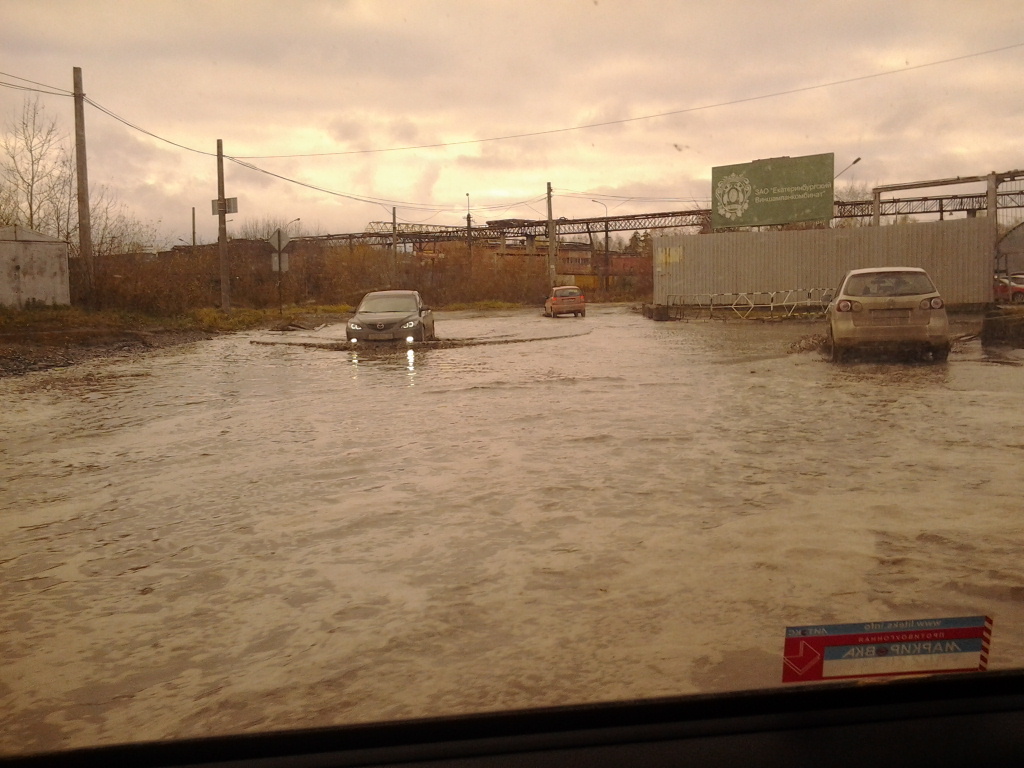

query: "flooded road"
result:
(2, 305), (1023, 755)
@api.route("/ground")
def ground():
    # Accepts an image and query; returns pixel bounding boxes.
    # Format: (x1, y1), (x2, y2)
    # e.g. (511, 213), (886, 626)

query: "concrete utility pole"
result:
(546, 182), (556, 287)
(592, 199), (609, 293)
(391, 206), (398, 285)
(217, 140), (230, 312)
(987, 172), (1001, 265)
(72, 67), (94, 306)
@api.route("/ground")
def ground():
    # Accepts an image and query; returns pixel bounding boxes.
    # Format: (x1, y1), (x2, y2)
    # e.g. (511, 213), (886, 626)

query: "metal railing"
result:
(665, 288), (833, 319)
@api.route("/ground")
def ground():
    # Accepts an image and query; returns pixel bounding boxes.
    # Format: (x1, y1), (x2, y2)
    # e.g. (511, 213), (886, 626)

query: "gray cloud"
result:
(2, 0), (1022, 243)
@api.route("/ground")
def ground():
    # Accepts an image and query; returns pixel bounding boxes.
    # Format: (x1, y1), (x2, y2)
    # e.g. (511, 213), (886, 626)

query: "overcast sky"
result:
(2, 0), (1023, 246)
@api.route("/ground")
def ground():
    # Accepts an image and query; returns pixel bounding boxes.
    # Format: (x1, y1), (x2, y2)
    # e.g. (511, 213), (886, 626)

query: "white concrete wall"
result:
(0, 239), (71, 308)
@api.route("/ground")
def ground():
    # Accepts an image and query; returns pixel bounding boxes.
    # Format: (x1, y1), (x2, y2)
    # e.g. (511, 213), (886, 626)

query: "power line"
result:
(234, 42), (1024, 159)
(0, 75), (72, 98)
(559, 189), (708, 204)
(84, 97), (218, 158)
(0, 71), (73, 96)
(228, 155), (547, 214)
(5, 41), (1022, 163)
(3, 40), (1019, 216)
(64, 94), (544, 214)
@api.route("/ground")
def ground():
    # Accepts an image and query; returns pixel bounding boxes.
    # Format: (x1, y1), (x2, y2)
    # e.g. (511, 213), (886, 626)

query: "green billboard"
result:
(711, 152), (834, 229)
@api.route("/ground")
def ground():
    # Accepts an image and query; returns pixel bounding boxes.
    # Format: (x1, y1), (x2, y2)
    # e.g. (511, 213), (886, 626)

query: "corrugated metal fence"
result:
(654, 218), (994, 309)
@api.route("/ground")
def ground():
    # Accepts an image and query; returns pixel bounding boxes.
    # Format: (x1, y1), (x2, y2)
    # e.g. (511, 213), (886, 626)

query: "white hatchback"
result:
(825, 267), (951, 362)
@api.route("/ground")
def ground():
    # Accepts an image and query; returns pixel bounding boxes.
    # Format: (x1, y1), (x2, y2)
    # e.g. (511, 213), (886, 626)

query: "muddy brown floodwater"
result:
(2, 305), (1022, 756)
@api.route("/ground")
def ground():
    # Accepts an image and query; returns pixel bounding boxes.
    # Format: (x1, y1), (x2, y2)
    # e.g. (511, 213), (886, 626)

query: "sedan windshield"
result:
(843, 271), (936, 297)
(359, 296), (419, 312)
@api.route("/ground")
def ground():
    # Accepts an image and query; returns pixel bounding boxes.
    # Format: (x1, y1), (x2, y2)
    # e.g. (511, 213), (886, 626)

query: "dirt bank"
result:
(0, 329), (216, 377)
(0, 315), (347, 378)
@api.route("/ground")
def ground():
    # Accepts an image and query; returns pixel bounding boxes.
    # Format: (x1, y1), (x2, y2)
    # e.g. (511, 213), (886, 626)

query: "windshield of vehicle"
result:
(3, 4), (1024, 764)
(843, 271), (937, 297)
(358, 295), (419, 313)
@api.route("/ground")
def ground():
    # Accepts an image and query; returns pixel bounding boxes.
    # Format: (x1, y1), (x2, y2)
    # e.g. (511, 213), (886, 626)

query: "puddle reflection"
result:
(348, 346), (421, 384)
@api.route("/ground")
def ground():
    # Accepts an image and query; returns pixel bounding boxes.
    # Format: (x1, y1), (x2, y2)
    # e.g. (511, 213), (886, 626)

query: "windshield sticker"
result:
(782, 616), (992, 683)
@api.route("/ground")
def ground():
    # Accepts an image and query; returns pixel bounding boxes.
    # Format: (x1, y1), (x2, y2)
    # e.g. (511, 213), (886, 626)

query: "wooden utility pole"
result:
(72, 67), (94, 306)
(217, 140), (230, 312)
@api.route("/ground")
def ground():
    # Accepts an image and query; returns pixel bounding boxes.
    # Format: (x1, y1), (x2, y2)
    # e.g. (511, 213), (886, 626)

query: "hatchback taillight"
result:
(921, 297), (944, 309)
(837, 299), (853, 312)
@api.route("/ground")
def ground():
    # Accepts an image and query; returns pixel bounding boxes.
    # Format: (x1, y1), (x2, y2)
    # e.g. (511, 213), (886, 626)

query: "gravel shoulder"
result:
(0, 329), (217, 377)
(0, 314), (347, 378)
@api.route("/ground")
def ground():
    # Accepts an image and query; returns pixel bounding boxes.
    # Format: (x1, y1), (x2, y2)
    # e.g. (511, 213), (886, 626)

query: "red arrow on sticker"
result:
(783, 641), (822, 676)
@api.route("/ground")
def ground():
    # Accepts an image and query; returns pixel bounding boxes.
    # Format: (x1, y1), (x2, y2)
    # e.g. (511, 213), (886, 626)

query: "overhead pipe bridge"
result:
(296, 172), (1024, 249)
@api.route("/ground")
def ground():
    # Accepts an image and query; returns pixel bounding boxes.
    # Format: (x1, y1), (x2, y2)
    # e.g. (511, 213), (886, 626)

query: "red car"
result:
(994, 274), (1024, 303)
(544, 285), (586, 317)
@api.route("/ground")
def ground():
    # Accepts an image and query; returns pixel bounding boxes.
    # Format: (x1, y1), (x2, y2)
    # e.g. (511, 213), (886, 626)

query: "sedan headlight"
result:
(401, 320), (419, 329)
(348, 321), (362, 330)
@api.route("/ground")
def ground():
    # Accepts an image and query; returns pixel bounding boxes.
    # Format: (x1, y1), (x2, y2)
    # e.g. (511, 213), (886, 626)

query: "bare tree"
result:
(0, 177), (18, 226)
(235, 215), (303, 240)
(2, 96), (164, 253)
(835, 181), (872, 202)
(91, 191), (162, 255)
(0, 96), (71, 232)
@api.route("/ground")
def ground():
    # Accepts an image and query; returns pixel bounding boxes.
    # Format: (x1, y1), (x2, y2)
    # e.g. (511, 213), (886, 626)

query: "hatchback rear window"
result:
(843, 272), (936, 297)
(554, 288), (582, 297)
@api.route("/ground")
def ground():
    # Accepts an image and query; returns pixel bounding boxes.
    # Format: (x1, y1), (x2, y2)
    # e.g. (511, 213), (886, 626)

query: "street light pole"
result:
(592, 200), (609, 294)
(834, 157), (861, 180)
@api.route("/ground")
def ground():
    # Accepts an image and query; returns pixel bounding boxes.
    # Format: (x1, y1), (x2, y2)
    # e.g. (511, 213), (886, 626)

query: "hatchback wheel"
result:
(827, 329), (846, 363)
(825, 328), (836, 360)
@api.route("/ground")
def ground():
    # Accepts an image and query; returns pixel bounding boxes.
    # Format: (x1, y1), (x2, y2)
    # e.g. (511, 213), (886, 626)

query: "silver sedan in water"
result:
(347, 290), (436, 344)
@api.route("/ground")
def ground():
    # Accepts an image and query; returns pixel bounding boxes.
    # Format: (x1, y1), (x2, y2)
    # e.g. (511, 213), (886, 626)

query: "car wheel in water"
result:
(932, 344), (950, 362)
(1013, 293), (1024, 304)
(826, 328), (844, 363)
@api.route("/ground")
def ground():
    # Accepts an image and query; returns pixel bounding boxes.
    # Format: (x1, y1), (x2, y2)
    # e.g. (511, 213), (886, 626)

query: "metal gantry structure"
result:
(295, 172), (1024, 250)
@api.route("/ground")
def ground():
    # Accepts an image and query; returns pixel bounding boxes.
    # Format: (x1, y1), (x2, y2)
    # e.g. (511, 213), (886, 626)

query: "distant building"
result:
(412, 238), (652, 292)
(0, 226), (70, 308)
(998, 222), (1024, 274)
